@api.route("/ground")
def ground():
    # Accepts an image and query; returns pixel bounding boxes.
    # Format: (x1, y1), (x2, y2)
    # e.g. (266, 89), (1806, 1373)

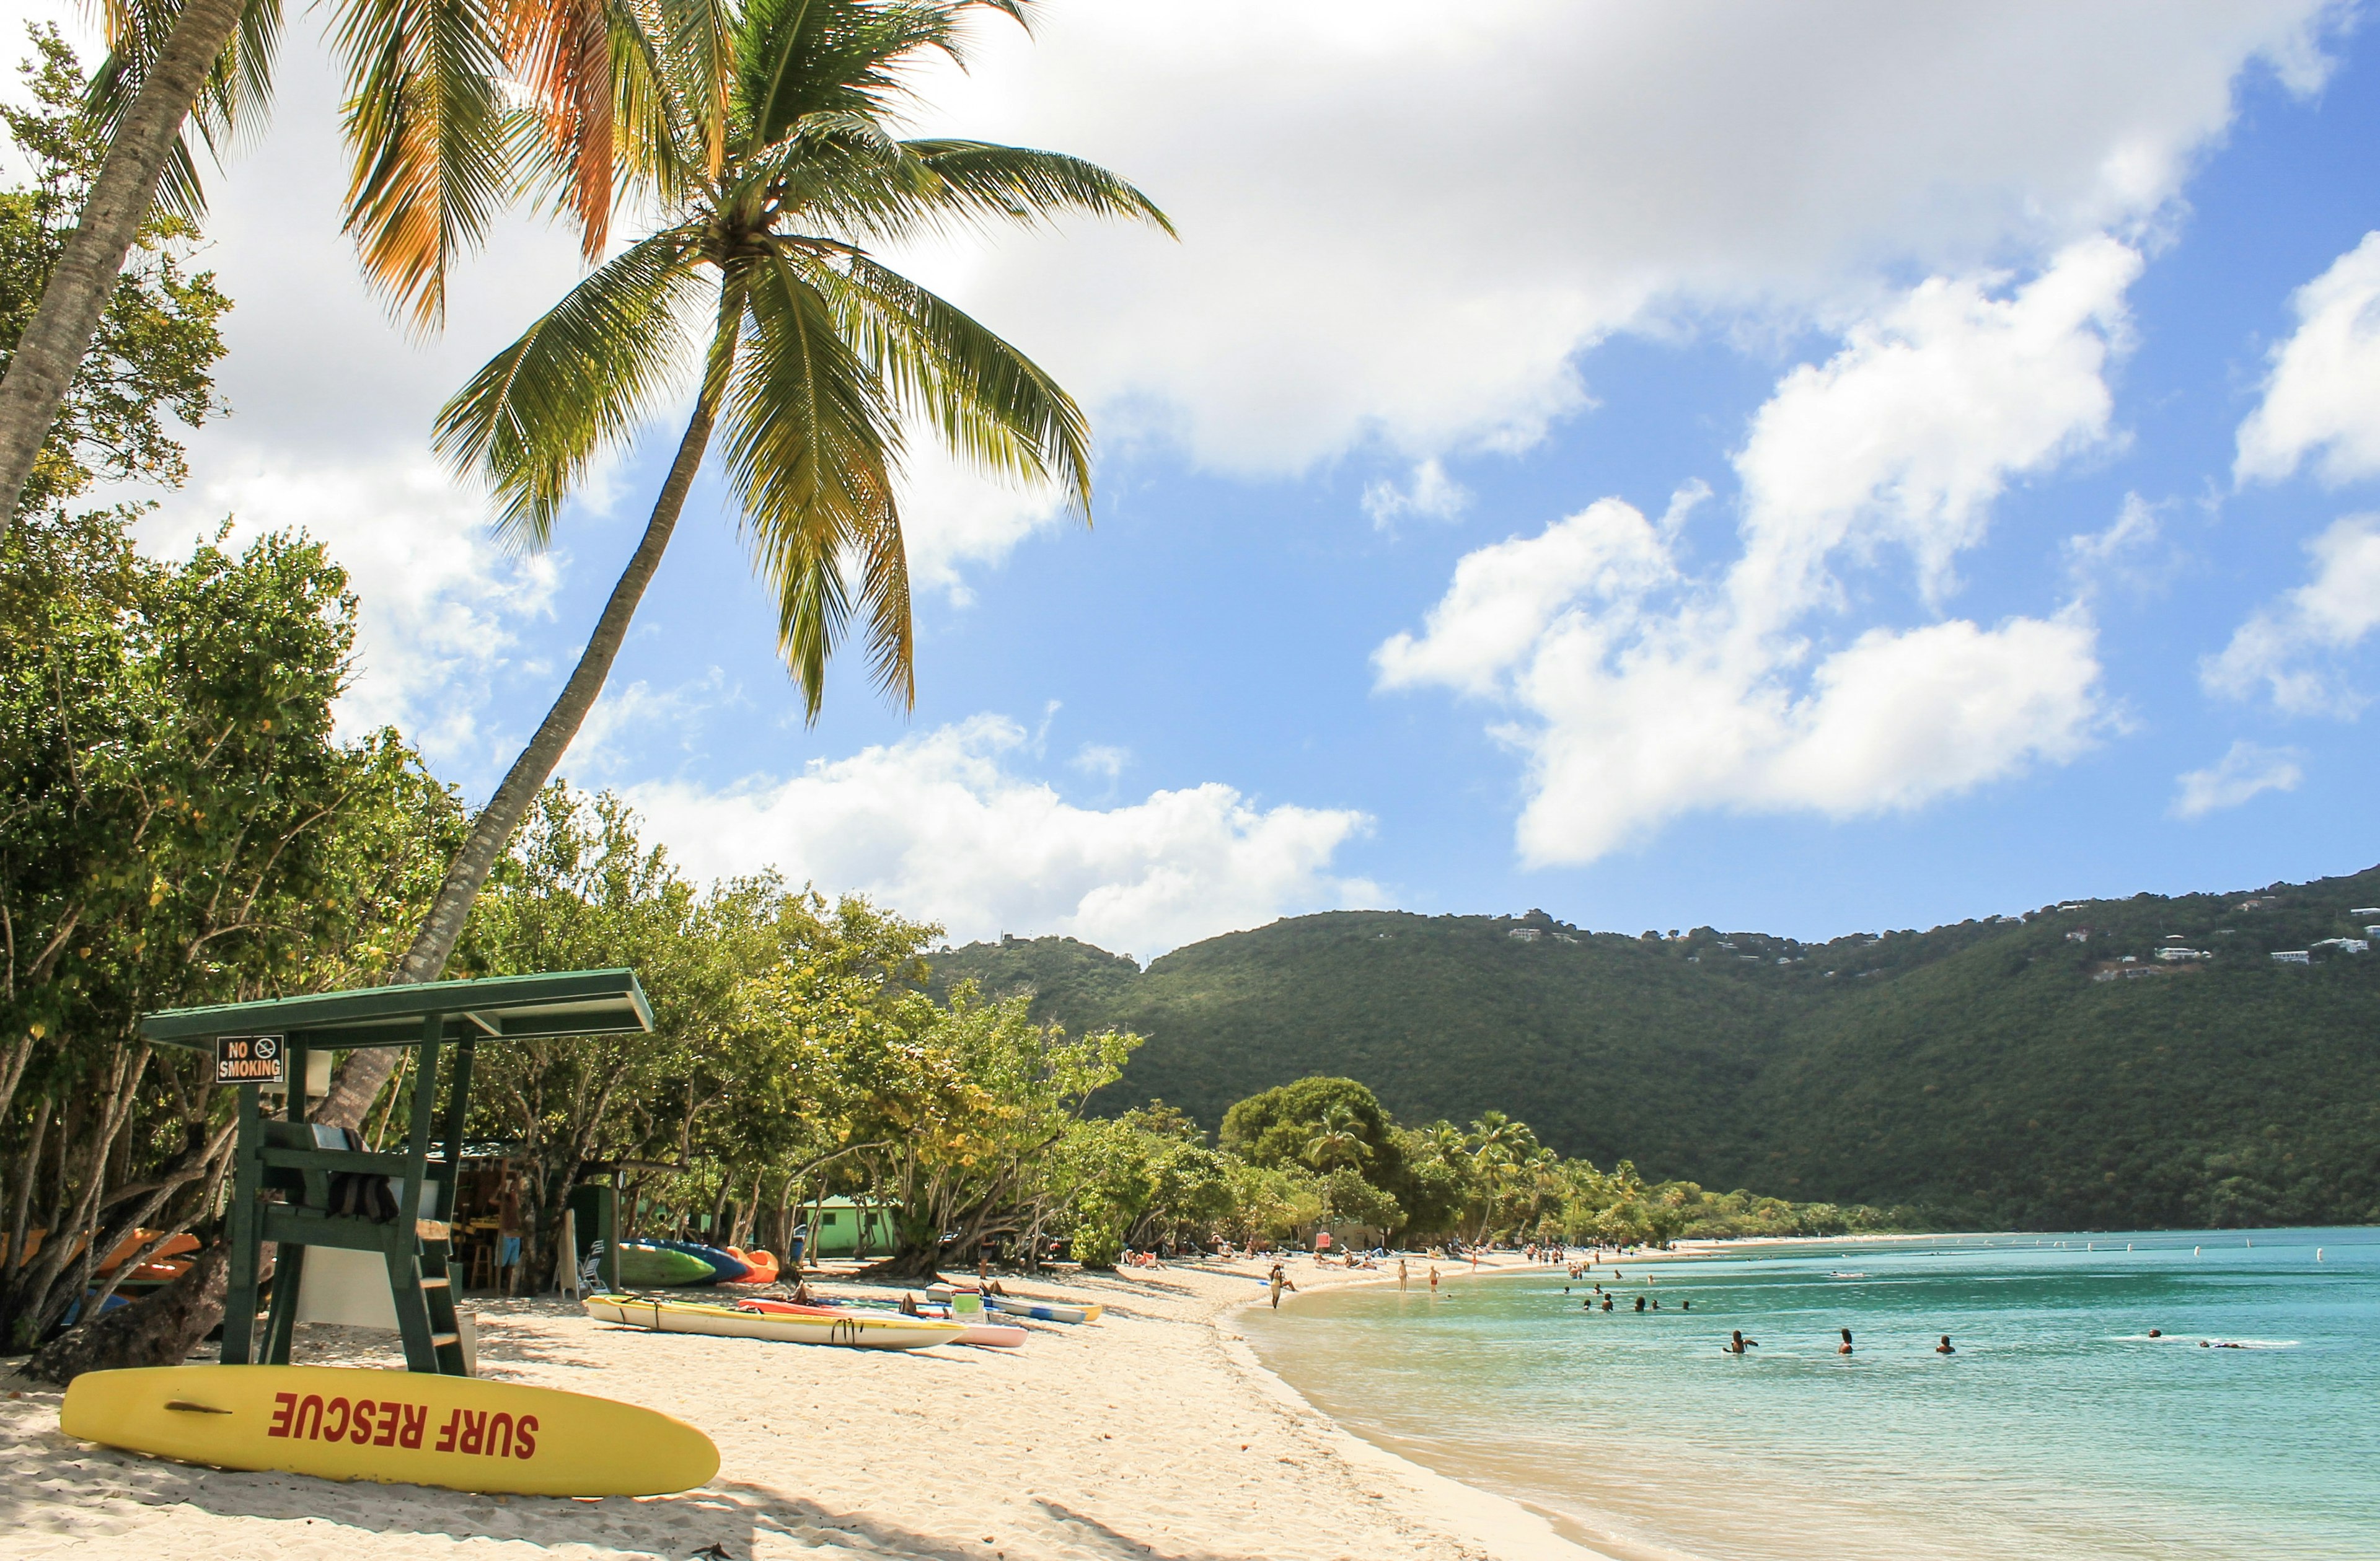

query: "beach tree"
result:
(313, 0), (1170, 1132)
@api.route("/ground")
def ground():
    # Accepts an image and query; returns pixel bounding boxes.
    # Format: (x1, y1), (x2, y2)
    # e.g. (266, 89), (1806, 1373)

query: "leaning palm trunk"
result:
(315, 332), (735, 1129)
(0, 0), (248, 536)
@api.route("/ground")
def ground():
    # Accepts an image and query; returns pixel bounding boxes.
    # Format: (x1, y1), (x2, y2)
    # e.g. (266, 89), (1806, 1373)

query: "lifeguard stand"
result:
(140, 970), (653, 1374)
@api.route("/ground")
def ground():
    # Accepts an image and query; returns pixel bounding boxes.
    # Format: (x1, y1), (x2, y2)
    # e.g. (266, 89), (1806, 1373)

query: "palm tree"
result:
(0, 0), (682, 540)
(1302, 1105), (1370, 1175)
(315, 0), (1168, 1126)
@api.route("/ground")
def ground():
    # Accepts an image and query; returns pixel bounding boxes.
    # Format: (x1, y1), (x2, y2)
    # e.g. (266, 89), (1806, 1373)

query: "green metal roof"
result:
(140, 969), (654, 1051)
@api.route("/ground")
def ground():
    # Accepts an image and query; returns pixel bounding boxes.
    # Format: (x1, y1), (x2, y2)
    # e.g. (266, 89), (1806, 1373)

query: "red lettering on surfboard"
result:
(252, 1391), (540, 1459)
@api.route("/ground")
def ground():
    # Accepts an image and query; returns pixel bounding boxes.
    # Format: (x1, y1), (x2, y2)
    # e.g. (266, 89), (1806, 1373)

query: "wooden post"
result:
(219, 1083), (262, 1364)
(387, 1013), (443, 1372)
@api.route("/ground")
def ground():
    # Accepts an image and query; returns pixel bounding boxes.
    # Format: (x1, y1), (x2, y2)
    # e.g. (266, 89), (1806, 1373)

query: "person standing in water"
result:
(1268, 1263), (1296, 1309)
(1936, 1334), (1956, 1354)
(1428, 1265), (1440, 1293)
(1838, 1328), (1854, 1355)
(1398, 1258), (1409, 1292)
(1726, 1330), (1758, 1354)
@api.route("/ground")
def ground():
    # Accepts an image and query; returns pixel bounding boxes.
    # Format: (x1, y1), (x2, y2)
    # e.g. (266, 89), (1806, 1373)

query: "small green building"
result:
(805, 1198), (897, 1258)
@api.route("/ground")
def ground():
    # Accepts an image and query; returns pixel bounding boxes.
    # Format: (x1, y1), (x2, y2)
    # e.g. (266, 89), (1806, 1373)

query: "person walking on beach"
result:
(1838, 1328), (1854, 1355)
(1726, 1330), (1758, 1354)
(1268, 1263), (1296, 1309)
(1399, 1258), (1409, 1292)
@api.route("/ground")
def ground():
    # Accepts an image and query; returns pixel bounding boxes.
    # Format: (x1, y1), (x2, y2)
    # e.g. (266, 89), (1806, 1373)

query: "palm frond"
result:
(825, 248), (1090, 515)
(330, 0), (511, 332)
(87, 0), (285, 221)
(904, 141), (1174, 237)
(433, 222), (712, 547)
(487, 0), (614, 262)
(735, 0), (972, 155)
(719, 241), (912, 713)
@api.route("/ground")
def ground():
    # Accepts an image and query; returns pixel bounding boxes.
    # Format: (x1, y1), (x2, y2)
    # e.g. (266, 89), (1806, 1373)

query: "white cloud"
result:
(137, 453), (560, 768)
(1362, 459), (1471, 530)
(894, 444), (1075, 603)
(2065, 493), (2170, 599)
(622, 716), (1379, 957)
(2202, 513), (2380, 715)
(1379, 248), (2127, 864)
(561, 669), (732, 779)
(1730, 237), (2138, 616)
(1070, 742), (1130, 781)
(2172, 741), (2304, 819)
(2236, 232), (2380, 485)
(896, 1), (2333, 477)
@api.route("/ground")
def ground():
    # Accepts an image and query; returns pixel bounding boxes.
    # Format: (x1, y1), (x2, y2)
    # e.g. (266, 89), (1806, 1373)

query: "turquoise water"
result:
(1240, 1229), (2379, 1561)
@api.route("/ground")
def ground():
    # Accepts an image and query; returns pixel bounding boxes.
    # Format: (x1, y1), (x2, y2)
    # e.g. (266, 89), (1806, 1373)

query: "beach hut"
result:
(804, 1197), (899, 1257)
(139, 970), (652, 1375)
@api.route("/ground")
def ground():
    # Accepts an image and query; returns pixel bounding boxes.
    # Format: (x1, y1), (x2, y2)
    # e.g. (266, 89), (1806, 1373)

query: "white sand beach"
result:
(4, 1254), (1599, 1561)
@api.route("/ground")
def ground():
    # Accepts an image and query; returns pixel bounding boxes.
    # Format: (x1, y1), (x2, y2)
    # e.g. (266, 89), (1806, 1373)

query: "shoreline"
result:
(4, 1251), (1611, 1560)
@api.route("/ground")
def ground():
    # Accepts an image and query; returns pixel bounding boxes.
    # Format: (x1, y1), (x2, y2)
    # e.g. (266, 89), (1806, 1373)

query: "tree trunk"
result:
(23, 1241), (227, 1384)
(314, 365), (731, 1130)
(0, 0), (249, 537)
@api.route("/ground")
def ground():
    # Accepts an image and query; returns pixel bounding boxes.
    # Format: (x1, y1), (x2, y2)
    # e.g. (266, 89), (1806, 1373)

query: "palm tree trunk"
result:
(314, 366), (731, 1129)
(0, 0), (249, 536)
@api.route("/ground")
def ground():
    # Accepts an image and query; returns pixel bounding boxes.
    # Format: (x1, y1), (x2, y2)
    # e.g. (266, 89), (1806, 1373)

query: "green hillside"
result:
(929, 868), (2380, 1230)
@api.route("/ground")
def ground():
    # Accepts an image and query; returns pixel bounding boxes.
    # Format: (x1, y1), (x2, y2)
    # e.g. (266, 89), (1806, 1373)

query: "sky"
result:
(14, 0), (2380, 960)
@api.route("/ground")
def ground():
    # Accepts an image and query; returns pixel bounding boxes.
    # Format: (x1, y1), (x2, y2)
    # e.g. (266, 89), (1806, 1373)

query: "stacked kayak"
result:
(928, 1283), (1101, 1324)
(584, 1293), (963, 1350)
(724, 1247), (779, 1284)
(614, 1241), (767, 1286)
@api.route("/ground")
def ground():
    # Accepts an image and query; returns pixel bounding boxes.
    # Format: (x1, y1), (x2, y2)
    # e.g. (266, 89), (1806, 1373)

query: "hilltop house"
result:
(2272, 950), (2311, 965)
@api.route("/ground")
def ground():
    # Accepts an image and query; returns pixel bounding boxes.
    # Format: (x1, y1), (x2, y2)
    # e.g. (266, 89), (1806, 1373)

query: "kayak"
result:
(986, 1296), (1101, 1324)
(60, 1363), (716, 1497)
(613, 1244), (718, 1288)
(925, 1286), (1100, 1324)
(742, 1298), (1026, 1349)
(583, 1293), (963, 1350)
(723, 1247), (779, 1284)
(643, 1240), (754, 1283)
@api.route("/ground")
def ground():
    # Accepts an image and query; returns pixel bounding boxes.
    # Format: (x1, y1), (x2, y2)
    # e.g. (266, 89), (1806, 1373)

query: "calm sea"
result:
(1239, 1228), (2379, 1561)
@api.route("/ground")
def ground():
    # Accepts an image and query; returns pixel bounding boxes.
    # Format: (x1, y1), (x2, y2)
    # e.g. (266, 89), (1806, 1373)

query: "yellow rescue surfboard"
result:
(60, 1364), (718, 1497)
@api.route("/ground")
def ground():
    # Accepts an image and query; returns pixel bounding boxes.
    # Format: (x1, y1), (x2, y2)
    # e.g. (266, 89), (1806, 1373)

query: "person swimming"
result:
(1602, 1296), (1613, 1311)
(1634, 1295), (1647, 1312)
(1936, 1334), (1956, 1354)
(2148, 1328), (2162, 1338)
(1681, 1299), (1691, 1311)
(1838, 1327), (1854, 1354)
(1725, 1329), (1758, 1354)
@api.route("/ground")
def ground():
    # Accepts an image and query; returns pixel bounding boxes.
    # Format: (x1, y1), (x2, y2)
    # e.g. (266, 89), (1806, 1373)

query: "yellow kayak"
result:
(583, 1293), (965, 1349)
(60, 1363), (717, 1497)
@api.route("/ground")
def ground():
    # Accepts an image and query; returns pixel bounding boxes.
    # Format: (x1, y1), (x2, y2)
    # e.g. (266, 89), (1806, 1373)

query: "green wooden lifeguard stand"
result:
(140, 970), (653, 1375)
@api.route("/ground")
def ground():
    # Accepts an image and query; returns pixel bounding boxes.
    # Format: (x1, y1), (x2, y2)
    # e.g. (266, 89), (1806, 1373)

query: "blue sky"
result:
(33, 1), (2380, 956)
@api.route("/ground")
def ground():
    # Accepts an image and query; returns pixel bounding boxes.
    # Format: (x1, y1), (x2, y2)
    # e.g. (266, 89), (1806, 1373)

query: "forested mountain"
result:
(928, 866), (2380, 1231)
